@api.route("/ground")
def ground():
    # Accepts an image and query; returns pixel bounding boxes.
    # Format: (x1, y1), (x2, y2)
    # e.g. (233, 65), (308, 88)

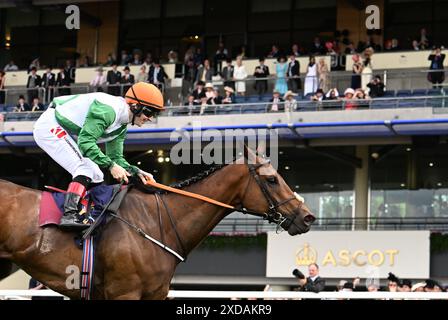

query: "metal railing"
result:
(212, 216), (448, 234)
(2, 95), (447, 122)
(162, 95), (448, 117)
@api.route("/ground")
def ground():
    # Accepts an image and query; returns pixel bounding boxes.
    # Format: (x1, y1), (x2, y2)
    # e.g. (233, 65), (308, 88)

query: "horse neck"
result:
(166, 164), (248, 254)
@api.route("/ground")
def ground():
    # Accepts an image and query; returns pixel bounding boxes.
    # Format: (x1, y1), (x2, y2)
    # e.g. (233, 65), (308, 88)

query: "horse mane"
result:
(130, 163), (229, 194)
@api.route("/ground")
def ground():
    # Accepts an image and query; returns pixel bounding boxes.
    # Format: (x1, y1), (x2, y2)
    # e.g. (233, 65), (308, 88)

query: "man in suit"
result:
(195, 58), (214, 84)
(253, 57), (270, 95)
(26, 67), (42, 103)
(42, 66), (56, 102)
(220, 58), (234, 90)
(287, 54), (301, 93)
(148, 59), (168, 92)
(107, 62), (121, 96)
(56, 66), (71, 96)
(121, 66), (135, 95)
(297, 263), (326, 293)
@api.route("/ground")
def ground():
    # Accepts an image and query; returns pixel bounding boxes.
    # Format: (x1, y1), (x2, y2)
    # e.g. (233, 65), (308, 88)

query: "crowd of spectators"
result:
(0, 27), (445, 116)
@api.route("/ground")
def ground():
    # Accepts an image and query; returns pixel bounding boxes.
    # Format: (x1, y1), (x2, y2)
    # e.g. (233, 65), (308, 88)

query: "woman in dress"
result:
(351, 54), (363, 90)
(234, 56), (248, 96)
(304, 56), (318, 96)
(274, 56), (288, 95)
(361, 47), (374, 92)
(317, 58), (329, 93)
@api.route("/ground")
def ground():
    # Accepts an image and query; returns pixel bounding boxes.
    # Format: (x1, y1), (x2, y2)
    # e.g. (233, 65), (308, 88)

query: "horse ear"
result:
(242, 142), (257, 164)
(256, 140), (266, 156)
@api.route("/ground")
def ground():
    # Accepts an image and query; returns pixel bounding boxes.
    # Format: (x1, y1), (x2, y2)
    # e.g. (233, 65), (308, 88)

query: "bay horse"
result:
(0, 150), (315, 299)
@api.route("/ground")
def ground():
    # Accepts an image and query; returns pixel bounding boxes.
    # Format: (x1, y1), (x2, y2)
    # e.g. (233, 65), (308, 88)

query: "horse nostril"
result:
(304, 214), (316, 224)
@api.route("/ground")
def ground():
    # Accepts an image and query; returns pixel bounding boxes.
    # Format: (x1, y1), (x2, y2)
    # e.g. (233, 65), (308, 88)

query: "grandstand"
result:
(0, 0), (447, 299)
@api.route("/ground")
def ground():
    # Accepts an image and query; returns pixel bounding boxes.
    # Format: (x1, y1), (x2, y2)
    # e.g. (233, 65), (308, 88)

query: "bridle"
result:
(236, 161), (305, 232)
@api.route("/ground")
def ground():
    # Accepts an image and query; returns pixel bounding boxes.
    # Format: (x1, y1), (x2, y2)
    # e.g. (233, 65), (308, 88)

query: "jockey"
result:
(33, 82), (164, 230)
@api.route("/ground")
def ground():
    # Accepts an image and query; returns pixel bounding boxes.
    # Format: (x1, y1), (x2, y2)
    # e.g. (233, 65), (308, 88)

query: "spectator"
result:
(233, 56), (248, 96)
(192, 81), (206, 104)
(64, 60), (76, 84)
(386, 272), (399, 292)
(3, 60), (18, 72)
(351, 54), (363, 90)
(121, 66), (135, 94)
(295, 263), (326, 293)
(361, 47), (374, 91)
(42, 66), (56, 102)
(253, 57), (270, 96)
(0, 71), (5, 104)
(400, 279), (412, 292)
(136, 65), (148, 83)
(106, 62), (122, 96)
(26, 66), (42, 103)
(28, 58), (40, 73)
(204, 83), (215, 99)
(343, 88), (357, 110)
(269, 89), (284, 112)
(304, 56), (318, 96)
(367, 283), (379, 292)
(167, 50), (178, 63)
(317, 58), (329, 93)
(131, 53), (142, 65)
(220, 58), (234, 91)
(267, 44), (280, 59)
(90, 67), (106, 92)
(287, 54), (301, 93)
(14, 95), (30, 112)
(105, 53), (116, 66)
(214, 41), (228, 74)
(182, 59), (197, 99)
(311, 88), (325, 101)
(367, 75), (385, 98)
(193, 47), (204, 68)
(274, 56), (288, 96)
(325, 88), (340, 100)
(427, 46), (445, 88)
(120, 50), (130, 65)
(418, 28), (431, 49)
(207, 87), (223, 105)
(184, 95), (198, 107)
(425, 279), (445, 292)
(30, 97), (44, 112)
(148, 59), (168, 92)
(283, 90), (298, 112)
(354, 89), (370, 108)
(222, 86), (235, 104)
(55, 65), (71, 96)
(196, 58), (214, 84)
(310, 37), (325, 55)
(411, 282), (426, 292)
(411, 40), (420, 51)
(291, 43), (301, 57)
(336, 280), (347, 291)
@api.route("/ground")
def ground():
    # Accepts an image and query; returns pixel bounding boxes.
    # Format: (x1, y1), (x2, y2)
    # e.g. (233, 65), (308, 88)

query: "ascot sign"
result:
(266, 231), (430, 279)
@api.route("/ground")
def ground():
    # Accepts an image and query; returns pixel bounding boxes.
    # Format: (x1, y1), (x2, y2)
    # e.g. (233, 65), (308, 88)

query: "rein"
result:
(112, 162), (305, 262)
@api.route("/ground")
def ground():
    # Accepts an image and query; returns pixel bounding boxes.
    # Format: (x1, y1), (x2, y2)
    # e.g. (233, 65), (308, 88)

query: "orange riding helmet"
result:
(125, 82), (165, 123)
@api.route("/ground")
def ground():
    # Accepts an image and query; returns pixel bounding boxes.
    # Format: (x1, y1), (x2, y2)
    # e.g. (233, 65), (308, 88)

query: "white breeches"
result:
(33, 108), (104, 183)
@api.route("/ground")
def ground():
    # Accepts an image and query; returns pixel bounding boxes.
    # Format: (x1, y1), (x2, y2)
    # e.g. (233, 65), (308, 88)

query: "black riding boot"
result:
(59, 181), (90, 231)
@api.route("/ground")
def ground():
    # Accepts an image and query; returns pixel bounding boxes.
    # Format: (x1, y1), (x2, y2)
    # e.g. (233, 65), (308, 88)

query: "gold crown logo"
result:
(295, 243), (317, 266)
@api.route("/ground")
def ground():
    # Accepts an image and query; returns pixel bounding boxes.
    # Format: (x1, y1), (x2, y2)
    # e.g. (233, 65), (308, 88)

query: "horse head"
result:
(236, 145), (315, 235)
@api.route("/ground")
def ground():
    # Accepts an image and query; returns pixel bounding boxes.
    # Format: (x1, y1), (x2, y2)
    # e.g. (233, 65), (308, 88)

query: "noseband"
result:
(236, 162), (304, 231)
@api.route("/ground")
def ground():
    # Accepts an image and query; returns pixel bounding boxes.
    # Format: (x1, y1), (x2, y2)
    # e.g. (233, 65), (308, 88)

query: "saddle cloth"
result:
(39, 184), (126, 227)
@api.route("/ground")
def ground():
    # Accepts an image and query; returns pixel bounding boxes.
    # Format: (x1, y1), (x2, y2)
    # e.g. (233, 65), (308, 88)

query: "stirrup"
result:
(59, 214), (90, 231)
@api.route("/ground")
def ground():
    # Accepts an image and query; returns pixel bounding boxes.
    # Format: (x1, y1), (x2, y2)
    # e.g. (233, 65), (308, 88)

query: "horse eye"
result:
(267, 176), (278, 184)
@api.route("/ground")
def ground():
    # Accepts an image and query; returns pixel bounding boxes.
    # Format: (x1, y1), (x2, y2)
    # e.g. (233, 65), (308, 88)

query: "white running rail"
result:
(0, 290), (448, 300)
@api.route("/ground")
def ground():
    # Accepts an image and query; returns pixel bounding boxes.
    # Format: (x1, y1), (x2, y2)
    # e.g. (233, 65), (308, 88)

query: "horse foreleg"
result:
(0, 259), (13, 281)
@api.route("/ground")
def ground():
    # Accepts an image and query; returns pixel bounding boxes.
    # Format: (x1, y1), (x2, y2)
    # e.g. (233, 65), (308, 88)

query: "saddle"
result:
(39, 184), (129, 228)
